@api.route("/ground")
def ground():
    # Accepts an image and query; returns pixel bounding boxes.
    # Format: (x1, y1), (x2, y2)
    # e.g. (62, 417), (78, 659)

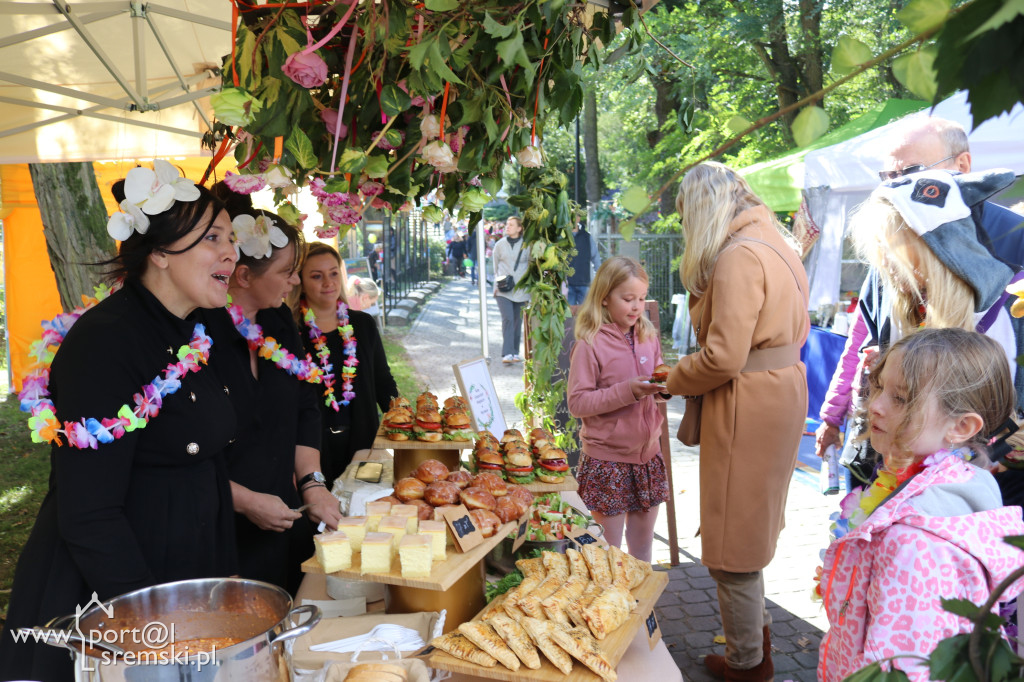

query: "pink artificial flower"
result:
(370, 197), (392, 210)
(66, 421), (98, 449)
(327, 206), (361, 225)
(132, 384), (163, 419)
(359, 181), (385, 197)
(321, 109), (348, 137)
(19, 374), (49, 402)
(450, 126), (470, 155)
(283, 50), (328, 88)
(377, 129), (405, 151)
(223, 171), (267, 195)
(315, 224), (341, 239)
(399, 201), (413, 212)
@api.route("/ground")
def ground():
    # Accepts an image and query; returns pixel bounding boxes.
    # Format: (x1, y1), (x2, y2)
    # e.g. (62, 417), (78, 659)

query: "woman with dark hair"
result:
(204, 183), (341, 593)
(294, 242), (398, 485)
(0, 161), (240, 680)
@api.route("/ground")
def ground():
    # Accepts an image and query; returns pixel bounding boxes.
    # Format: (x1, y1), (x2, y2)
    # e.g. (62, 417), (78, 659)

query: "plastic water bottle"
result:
(820, 444), (840, 495)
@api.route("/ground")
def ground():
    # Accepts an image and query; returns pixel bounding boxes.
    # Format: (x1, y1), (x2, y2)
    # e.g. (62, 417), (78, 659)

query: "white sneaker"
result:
(512, 354), (522, 362)
(502, 354), (515, 364)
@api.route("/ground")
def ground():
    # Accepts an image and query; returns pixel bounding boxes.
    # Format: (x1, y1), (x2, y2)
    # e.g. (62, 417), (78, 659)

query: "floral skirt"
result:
(576, 453), (670, 516)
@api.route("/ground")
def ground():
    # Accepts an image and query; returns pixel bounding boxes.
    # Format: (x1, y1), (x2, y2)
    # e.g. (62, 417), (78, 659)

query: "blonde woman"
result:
(665, 161), (809, 682)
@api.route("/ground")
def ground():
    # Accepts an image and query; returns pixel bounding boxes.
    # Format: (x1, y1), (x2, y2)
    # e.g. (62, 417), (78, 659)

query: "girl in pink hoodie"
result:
(818, 328), (1024, 681)
(568, 256), (670, 561)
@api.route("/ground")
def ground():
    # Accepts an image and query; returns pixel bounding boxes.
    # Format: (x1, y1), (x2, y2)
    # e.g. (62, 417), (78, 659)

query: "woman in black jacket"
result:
(294, 243), (399, 485)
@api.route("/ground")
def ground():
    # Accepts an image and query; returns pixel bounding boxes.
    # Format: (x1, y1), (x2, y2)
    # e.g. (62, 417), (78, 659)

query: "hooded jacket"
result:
(818, 452), (1024, 682)
(568, 322), (664, 464)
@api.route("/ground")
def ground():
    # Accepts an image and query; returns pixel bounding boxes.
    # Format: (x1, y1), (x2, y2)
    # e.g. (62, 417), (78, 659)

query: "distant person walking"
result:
(493, 216), (530, 364)
(567, 222), (601, 305)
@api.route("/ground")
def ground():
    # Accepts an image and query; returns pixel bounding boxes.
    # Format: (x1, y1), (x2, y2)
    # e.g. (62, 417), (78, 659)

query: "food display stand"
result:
(372, 430), (473, 480)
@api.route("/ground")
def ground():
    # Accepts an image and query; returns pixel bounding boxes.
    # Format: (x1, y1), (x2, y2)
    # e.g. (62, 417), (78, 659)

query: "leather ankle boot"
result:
(724, 654), (774, 682)
(704, 627), (773, 681)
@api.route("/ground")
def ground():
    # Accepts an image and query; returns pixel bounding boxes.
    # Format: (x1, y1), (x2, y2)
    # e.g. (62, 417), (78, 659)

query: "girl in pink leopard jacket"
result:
(818, 328), (1024, 681)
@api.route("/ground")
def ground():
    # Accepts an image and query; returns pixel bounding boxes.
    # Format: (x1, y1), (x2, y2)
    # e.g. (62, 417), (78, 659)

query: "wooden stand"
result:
(372, 432), (473, 480)
(386, 560), (485, 633)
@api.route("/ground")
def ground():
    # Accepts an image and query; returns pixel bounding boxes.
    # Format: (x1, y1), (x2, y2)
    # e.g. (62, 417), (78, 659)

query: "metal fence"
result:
(595, 233), (684, 333)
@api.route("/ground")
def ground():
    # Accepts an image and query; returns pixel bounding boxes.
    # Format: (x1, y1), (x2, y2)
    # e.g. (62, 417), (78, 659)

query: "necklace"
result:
(19, 284), (213, 450)
(301, 300), (358, 410)
(226, 299), (323, 383)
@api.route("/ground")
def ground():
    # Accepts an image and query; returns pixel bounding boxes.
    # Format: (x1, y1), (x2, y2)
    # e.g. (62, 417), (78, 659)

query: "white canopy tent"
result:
(0, 0), (232, 164)
(802, 91), (1024, 308)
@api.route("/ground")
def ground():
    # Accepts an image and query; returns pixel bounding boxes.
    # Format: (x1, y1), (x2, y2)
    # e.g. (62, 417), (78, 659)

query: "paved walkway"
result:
(392, 278), (834, 682)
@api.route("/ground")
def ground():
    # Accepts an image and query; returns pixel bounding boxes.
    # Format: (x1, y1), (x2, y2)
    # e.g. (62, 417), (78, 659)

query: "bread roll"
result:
(423, 480), (461, 506)
(394, 477), (426, 502)
(472, 471), (508, 497)
(494, 495), (523, 524)
(469, 509), (501, 537)
(505, 484), (534, 510)
(446, 470), (473, 489)
(407, 498), (435, 520)
(412, 459), (449, 484)
(460, 486), (497, 511)
(377, 495), (402, 506)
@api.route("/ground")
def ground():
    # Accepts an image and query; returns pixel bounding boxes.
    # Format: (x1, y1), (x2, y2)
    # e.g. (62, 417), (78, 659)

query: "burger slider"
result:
(500, 428), (525, 445)
(529, 428), (555, 453)
(443, 395), (470, 412)
(382, 407), (414, 441)
(503, 448), (536, 485)
(474, 449), (506, 477)
(649, 363), (671, 383)
(413, 408), (444, 442)
(389, 396), (411, 411)
(442, 410), (475, 442)
(535, 445), (570, 484)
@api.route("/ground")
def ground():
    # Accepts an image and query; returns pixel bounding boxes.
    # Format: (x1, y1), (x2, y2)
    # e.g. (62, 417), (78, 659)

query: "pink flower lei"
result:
(300, 300), (358, 410)
(18, 284), (214, 449)
(226, 299), (323, 384)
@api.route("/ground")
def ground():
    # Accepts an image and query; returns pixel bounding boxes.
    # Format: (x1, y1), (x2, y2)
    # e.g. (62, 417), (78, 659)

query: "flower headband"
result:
(233, 213), (288, 259)
(106, 160), (201, 241)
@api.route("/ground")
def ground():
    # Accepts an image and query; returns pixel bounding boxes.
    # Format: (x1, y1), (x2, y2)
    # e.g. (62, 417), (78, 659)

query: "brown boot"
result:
(704, 627), (773, 681)
(724, 655), (774, 682)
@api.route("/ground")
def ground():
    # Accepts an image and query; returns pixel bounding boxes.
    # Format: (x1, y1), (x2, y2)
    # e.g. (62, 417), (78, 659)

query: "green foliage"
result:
(792, 106), (831, 147)
(896, 0), (951, 34)
(831, 36), (874, 76)
(892, 47), (939, 101)
(482, 201), (516, 222)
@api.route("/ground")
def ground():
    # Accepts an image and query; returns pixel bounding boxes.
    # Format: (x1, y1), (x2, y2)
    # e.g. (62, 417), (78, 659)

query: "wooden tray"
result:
(424, 569), (668, 681)
(523, 475), (579, 493)
(373, 431), (475, 451)
(300, 521), (516, 591)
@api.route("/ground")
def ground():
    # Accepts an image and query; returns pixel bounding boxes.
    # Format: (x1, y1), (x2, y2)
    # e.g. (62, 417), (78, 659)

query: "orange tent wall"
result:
(1, 158), (234, 392)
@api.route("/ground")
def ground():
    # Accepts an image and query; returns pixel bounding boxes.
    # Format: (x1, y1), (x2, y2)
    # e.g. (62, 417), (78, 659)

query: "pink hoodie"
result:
(567, 323), (664, 464)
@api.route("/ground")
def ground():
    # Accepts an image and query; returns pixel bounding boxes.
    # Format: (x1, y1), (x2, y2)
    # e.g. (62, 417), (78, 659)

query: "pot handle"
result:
(270, 604), (321, 646)
(587, 519), (605, 538)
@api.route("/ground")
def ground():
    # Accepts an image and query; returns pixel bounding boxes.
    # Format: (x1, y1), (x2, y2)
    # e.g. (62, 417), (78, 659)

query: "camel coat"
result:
(667, 206), (809, 572)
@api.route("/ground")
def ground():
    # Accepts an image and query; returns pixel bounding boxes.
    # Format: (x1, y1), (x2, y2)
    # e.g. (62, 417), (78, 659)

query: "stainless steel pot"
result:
(23, 577), (320, 681)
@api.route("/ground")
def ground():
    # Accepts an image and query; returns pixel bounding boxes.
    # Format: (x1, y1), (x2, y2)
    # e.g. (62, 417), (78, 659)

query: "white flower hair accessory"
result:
(233, 213), (288, 259)
(106, 160), (200, 240)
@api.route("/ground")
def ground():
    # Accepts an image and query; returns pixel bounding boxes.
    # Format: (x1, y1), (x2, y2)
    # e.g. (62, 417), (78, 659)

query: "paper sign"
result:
(453, 356), (507, 438)
(566, 526), (607, 550)
(440, 504), (484, 552)
(645, 610), (662, 649)
(510, 512), (531, 553)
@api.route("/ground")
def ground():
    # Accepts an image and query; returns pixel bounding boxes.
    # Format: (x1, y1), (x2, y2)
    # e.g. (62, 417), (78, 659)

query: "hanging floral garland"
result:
(300, 300), (358, 410)
(226, 298), (324, 383)
(18, 284), (213, 449)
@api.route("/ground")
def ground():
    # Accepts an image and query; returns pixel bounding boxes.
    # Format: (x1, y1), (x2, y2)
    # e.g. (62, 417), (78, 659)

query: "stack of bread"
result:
(389, 459), (534, 531)
(381, 397), (414, 441)
(441, 396), (475, 442)
(430, 544), (652, 681)
(412, 392), (443, 442)
(471, 430), (505, 477)
(531, 428), (571, 485)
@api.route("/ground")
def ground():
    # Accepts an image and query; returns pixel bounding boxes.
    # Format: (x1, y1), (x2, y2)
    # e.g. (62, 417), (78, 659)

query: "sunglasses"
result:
(878, 155), (957, 181)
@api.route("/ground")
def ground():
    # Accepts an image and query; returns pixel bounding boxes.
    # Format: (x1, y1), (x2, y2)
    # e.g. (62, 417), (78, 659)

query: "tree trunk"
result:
(647, 72), (681, 215)
(29, 163), (117, 311)
(583, 85), (602, 230)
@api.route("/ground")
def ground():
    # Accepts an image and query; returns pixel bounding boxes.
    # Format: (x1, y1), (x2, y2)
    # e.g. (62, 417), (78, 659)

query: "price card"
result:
(645, 610), (662, 650)
(440, 504), (483, 552)
(565, 525), (607, 550)
(510, 511), (531, 553)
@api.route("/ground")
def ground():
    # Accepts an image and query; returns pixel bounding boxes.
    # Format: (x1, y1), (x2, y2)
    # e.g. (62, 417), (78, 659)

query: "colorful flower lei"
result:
(226, 299), (323, 383)
(301, 300), (359, 410)
(18, 284), (213, 449)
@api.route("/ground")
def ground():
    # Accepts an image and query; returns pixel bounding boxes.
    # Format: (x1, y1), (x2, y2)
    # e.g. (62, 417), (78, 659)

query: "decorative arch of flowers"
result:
(208, 0), (628, 237)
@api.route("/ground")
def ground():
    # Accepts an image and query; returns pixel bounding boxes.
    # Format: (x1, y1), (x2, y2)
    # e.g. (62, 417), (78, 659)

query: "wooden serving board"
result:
(424, 569), (668, 681)
(523, 475), (579, 493)
(300, 521), (516, 591)
(373, 431), (475, 451)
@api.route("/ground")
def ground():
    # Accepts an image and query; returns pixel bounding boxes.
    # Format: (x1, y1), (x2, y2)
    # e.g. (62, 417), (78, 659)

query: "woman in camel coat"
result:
(666, 162), (809, 682)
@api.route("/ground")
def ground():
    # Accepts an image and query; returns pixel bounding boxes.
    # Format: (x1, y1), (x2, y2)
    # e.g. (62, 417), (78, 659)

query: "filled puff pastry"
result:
(430, 631), (497, 667)
(504, 556), (547, 619)
(582, 544), (613, 587)
(566, 581), (603, 628)
(565, 547), (590, 578)
(608, 545), (651, 589)
(520, 617), (574, 675)
(549, 624), (618, 682)
(486, 612), (542, 670)
(541, 576), (588, 624)
(458, 621), (521, 671)
(582, 585), (634, 640)
(518, 554), (570, 618)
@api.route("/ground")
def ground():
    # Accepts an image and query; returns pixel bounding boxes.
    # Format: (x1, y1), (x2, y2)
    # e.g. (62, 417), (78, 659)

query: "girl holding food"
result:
(567, 256), (670, 562)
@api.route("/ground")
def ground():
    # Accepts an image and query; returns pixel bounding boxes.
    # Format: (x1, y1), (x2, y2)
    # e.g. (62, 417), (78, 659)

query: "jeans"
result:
(707, 568), (771, 669)
(496, 295), (525, 357)
(567, 284), (589, 305)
